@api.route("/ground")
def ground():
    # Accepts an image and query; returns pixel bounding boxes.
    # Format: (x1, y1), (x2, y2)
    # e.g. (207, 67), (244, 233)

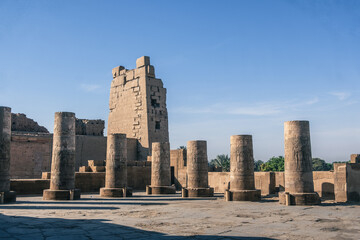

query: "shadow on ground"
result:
(14, 200), (169, 206)
(0, 213), (275, 240)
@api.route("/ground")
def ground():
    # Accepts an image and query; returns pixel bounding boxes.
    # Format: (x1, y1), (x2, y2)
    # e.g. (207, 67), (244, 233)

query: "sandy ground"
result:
(0, 192), (359, 239)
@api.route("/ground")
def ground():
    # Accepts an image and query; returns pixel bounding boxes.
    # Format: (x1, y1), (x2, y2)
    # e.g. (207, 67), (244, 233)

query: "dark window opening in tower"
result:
(155, 121), (160, 130)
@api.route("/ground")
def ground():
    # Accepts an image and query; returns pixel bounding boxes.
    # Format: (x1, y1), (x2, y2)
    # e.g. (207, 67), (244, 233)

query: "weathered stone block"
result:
(112, 66), (125, 78)
(351, 154), (360, 163)
(42, 172), (51, 179)
(90, 166), (105, 172)
(147, 65), (155, 77)
(79, 166), (91, 172)
(136, 56), (150, 68)
(88, 160), (104, 167)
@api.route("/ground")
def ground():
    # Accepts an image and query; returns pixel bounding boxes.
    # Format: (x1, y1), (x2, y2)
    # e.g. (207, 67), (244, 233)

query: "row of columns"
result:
(0, 107), (321, 206)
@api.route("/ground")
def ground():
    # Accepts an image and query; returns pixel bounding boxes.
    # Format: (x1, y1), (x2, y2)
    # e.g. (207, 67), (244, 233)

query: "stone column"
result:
(0, 106), (16, 203)
(43, 112), (80, 200)
(226, 135), (260, 201)
(100, 133), (132, 197)
(146, 142), (175, 194)
(182, 140), (214, 197)
(279, 121), (320, 205)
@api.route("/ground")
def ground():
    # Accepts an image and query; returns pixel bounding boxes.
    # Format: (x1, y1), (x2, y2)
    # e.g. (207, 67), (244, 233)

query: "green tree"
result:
(260, 156), (284, 171)
(254, 160), (264, 172)
(209, 154), (230, 172)
(178, 146), (187, 150)
(312, 158), (332, 171)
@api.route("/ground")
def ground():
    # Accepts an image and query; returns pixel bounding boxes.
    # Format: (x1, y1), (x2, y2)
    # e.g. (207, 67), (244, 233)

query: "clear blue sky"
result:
(1, 0), (359, 162)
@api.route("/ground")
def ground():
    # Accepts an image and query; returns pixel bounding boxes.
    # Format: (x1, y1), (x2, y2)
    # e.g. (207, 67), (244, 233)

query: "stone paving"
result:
(0, 193), (359, 239)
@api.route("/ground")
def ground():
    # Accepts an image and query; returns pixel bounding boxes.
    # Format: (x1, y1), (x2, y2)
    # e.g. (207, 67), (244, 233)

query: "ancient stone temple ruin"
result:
(108, 56), (169, 161)
(2, 56), (360, 208)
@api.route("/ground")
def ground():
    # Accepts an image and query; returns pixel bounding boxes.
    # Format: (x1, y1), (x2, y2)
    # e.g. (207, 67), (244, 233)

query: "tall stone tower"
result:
(108, 56), (169, 160)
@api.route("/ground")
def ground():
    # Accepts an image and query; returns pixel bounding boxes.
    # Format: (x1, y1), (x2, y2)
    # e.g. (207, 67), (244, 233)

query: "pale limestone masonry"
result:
(75, 118), (104, 136)
(108, 56), (169, 160)
(11, 113), (48, 133)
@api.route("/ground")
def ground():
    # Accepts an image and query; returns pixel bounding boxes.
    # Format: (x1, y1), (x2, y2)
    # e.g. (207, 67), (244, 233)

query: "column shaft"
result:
(105, 134), (127, 188)
(187, 141), (208, 189)
(0, 107), (11, 192)
(230, 135), (255, 191)
(151, 142), (171, 187)
(50, 112), (76, 190)
(284, 121), (314, 194)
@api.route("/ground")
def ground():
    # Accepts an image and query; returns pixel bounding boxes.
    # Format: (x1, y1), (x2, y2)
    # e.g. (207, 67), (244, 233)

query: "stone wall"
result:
(255, 172), (276, 196)
(334, 163), (360, 202)
(11, 113), (49, 133)
(207, 172), (276, 195)
(127, 163), (151, 190)
(10, 131), (142, 179)
(75, 119), (104, 136)
(10, 133), (52, 179)
(11, 179), (50, 195)
(274, 171), (334, 198)
(108, 56), (169, 160)
(12, 163), (151, 195)
(208, 172), (229, 193)
(127, 138), (138, 161)
(10, 132), (107, 179)
(313, 171), (334, 199)
(346, 163), (360, 201)
(170, 149), (186, 188)
(75, 135), (107, 170)
(274, 172), (285, 191)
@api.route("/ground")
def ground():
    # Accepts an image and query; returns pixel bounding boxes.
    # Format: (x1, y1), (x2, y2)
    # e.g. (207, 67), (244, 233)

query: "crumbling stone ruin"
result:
(108, 56), (169, 161)
(9, 114), (107, 179)
(75, 118), (104, 136)
(11, 113), (49, 133)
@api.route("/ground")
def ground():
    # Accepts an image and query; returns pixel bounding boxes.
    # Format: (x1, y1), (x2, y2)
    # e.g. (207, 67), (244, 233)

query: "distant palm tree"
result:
(209, 154), (230, 172)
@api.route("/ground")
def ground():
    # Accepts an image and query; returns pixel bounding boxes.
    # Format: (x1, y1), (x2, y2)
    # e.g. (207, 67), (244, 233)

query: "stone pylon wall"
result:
(107, 56), (169, 160)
